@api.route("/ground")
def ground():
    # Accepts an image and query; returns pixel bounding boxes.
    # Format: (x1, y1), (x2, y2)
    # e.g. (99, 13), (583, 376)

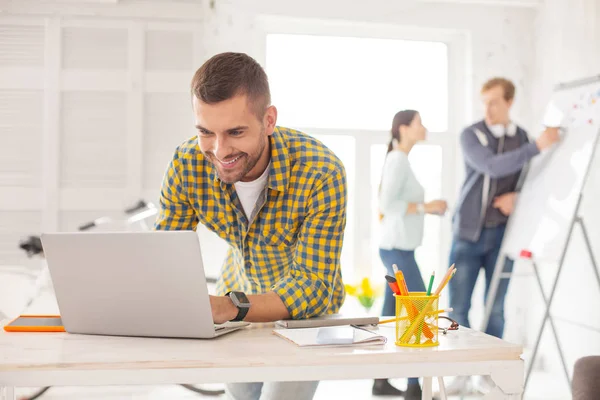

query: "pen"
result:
(399, 264), (456, 343)
(426, 271), (435, 296)
(379, 308), (454, 325)
(396, 270), (409, 296)
(392, 264), (404, 293)
(384, 275), (401, 295)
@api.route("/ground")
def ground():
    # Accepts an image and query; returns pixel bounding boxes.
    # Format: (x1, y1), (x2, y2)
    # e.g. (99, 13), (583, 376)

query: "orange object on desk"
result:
(3, 315), (65, 332)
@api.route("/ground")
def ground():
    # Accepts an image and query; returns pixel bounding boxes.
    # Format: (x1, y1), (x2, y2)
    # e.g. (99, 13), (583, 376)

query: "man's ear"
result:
(264, 105), (278, 135)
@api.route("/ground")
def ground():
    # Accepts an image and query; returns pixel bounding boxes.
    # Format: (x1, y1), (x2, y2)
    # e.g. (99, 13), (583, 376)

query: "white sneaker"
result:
(434, 376), (480, 398)
(473, 375), (496, 395)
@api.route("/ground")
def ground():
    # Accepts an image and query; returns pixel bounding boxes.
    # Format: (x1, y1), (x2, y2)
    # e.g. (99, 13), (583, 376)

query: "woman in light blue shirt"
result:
(373, 110), (447, 398)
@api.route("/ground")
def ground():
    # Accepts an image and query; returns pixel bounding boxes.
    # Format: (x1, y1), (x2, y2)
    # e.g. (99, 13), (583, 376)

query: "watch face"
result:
(231, 291), (251, 308)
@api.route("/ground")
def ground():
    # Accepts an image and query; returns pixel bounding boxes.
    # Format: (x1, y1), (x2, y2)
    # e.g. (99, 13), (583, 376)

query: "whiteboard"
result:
(501, 76), (600, 262)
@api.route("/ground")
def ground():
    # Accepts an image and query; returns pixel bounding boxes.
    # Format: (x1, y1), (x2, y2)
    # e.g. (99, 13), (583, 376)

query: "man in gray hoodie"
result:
(449, 77), (559, 340)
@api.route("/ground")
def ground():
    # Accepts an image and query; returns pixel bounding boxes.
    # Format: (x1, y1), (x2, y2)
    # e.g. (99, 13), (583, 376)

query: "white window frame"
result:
(256, 16), (468, 278)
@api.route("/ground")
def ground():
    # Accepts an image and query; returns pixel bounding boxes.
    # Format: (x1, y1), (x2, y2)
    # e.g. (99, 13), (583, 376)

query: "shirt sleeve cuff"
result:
(272, 275), (330, 319)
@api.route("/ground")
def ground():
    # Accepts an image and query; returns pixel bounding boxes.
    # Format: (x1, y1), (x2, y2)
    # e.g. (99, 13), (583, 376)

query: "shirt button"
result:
(326, 258), (333, 264)
(246, 262), (252, 269)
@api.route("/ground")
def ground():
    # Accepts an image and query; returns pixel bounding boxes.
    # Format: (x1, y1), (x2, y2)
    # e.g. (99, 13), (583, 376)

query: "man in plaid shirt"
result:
(154, 52), (347, 400)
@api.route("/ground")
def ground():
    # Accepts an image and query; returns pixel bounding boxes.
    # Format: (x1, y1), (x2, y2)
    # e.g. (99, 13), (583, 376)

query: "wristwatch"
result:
(416, 203), (425, 214)
(226, 291), (251, 321)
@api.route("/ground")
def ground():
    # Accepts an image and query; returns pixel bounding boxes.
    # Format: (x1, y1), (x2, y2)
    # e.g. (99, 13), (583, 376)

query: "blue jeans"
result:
(379, 248), (426, 386)
(448, 225), (514, 338)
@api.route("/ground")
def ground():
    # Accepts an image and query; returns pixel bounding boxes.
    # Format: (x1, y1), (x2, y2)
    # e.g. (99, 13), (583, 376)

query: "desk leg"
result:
(437, 377), (448, 400)
(422, 377), (433, 400)
(487, 361), (525, 400)
(0, 387), (15, 400)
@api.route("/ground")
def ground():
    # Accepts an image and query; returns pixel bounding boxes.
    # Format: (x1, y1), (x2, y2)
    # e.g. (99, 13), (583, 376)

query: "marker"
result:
(426, 271), (435, 296)
(520, 249), (532, 259)
(384, 275), (400, 295)
(397, 270), (409, 295)
(392, 264), (408, 295)
(399, 264), (456, 343)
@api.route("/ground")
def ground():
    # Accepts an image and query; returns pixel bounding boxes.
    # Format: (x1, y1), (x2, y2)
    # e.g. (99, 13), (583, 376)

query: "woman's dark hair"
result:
(386, 110), (419, 154)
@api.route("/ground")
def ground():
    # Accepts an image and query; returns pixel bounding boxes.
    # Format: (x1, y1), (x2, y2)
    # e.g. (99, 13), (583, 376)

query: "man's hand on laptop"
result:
(210, 295), (239, 324)
(209, 292), (291, 324)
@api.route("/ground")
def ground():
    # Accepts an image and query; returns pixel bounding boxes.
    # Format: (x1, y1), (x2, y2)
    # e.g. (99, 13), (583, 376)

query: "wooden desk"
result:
(0, 325), (523, 400)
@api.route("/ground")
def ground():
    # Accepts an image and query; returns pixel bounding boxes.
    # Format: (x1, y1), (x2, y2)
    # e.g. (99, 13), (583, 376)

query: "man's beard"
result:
(210, 136), (268, 184)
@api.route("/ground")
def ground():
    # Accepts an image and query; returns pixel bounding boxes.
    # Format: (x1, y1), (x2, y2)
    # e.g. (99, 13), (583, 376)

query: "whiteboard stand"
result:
(523, 250), (572, 390)
(525, 201), (600, 388)
(483, 195), (600, 394)
(480, 75), (600, 395)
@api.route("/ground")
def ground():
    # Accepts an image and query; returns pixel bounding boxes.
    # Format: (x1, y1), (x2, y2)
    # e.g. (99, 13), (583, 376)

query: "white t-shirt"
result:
(234, 162), (271, 219)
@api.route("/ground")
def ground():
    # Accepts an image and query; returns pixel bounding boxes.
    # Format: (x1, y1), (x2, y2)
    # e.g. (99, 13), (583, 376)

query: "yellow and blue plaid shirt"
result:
(154, 127), (347, 319)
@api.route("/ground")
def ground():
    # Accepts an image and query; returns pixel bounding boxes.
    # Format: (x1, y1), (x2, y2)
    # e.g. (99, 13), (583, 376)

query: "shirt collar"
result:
(485, 121), (517, 138)
(266, 127), (290, 192)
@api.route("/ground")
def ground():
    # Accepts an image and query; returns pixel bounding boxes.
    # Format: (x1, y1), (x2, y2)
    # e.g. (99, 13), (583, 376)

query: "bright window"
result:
(266, 34), (448, 131)
(266, 32), (449, 285)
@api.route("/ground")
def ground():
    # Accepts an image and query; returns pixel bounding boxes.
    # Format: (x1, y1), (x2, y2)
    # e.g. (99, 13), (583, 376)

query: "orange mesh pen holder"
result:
(394, 292), (439, 347)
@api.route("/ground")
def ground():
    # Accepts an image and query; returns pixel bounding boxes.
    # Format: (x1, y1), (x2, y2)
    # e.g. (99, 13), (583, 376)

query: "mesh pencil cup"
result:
(394, 292), (440, 347)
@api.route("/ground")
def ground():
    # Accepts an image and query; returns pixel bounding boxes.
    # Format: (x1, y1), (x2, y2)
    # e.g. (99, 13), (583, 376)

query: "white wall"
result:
(0, 1), (236, 283)
(5, 0), (594, 394)
(204, 0), (537, 131)
(0, 0), (537, 270)
(1, 0), (538, 318)
(0, 0), (551, 347)
(526, 0), (600, 389)
(2, 0), (597, 392)
(199, 1), (538, 302)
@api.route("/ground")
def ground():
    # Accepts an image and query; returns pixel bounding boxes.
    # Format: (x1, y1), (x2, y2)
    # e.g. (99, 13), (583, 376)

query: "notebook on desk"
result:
(273, 326), (387, 347)
(275, 314), (379, 329)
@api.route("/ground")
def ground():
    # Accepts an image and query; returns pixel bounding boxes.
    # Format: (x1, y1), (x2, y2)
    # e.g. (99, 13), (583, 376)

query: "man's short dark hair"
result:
(191, 52), (271, 118)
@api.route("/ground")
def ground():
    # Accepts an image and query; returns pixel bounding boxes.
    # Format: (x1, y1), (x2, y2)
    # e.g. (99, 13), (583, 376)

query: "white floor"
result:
(14, 371), (570, 400)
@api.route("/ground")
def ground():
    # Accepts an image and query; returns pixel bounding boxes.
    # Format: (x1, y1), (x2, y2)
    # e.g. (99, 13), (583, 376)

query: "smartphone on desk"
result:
(3, 315), (65, 332)
(315, 326), (356, 345)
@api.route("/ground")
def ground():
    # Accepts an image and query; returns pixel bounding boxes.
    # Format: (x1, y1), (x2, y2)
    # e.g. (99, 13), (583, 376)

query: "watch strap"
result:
(226, 291), (250, 322)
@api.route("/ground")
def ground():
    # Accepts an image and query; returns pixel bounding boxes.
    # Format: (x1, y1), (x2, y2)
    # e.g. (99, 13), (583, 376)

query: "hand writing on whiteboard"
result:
(493, 192), (517, 216)
(535, 127), (560, 151)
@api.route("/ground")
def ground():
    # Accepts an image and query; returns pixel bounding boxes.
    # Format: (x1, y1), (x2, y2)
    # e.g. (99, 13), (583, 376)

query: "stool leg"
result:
(422, 377), (433, 400)
(437, 377), (448, 400)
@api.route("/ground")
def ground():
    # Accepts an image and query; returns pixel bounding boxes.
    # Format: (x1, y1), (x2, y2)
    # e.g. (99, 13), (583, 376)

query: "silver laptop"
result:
(40, 231), (249, 339)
